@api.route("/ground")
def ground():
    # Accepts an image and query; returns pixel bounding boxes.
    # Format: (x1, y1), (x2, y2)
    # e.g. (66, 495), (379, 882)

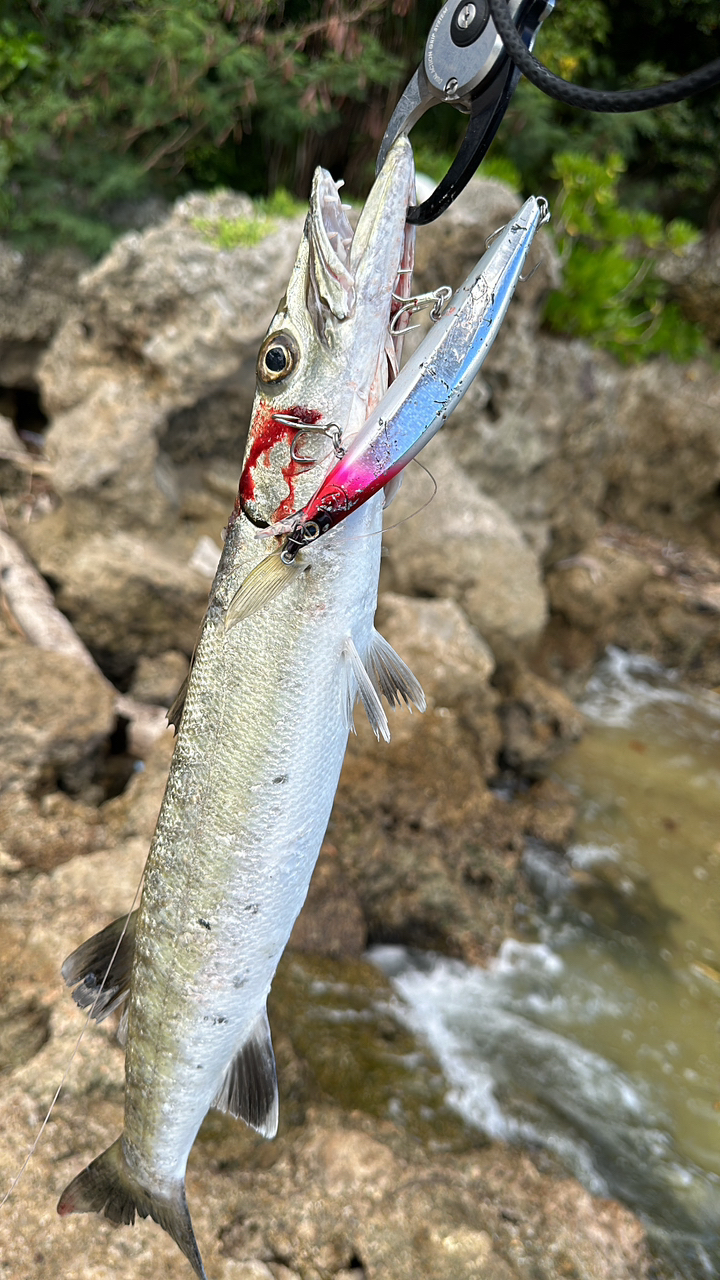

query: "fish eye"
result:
(257, 332), (298, 388)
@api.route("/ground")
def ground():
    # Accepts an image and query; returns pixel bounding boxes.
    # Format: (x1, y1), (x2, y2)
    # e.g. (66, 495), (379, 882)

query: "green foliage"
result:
(0, 21), (45, 94)
(544, 151), (707, 362)
(0, 0), (404, 252)
(497, 0), (720, 225)
(413, 143), (520, 193)
(191, 186), (304, 249)
(0, 0), (719, 363)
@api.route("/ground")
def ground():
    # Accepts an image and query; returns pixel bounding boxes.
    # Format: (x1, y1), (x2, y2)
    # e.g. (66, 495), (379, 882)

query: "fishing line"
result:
(337, 457), (439, 546)
(382, 458), (438, 533)
(0, 871), (145, 1209)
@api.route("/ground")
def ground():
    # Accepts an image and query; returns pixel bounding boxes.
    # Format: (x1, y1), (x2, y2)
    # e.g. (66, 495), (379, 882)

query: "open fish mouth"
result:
(303, 145), (417, 367)
(237, 136), (416, 528)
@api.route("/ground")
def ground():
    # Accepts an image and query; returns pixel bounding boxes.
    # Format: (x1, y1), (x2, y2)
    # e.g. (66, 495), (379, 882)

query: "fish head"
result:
(236, 137), (416, 528)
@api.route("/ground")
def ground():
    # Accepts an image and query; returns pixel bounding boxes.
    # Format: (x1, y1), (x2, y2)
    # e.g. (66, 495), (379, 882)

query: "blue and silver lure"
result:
(277, 194), (549, 558)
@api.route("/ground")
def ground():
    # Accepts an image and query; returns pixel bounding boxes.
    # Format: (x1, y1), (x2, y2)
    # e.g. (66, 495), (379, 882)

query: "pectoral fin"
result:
(225, 553), (302, 630)
(383, 473), (403, 509)
(61, 911), (138, 1023)
(212, 1007), (279, 1139)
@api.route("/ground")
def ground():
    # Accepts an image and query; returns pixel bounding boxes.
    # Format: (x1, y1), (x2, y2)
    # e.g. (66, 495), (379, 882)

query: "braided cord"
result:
(488, 0), (720, 112)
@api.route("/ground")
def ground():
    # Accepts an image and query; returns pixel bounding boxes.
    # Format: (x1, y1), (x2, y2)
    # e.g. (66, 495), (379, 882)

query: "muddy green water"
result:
(553, 652), (720, 1186)
(369, 650), (720, 1278)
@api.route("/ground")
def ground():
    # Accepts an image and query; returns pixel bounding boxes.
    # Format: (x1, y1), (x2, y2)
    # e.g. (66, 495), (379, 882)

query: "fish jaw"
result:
(236, 137), (416, 528)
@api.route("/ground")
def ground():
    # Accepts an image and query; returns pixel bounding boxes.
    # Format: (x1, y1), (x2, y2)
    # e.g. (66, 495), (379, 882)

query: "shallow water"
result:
(370, 650), (720, 1278)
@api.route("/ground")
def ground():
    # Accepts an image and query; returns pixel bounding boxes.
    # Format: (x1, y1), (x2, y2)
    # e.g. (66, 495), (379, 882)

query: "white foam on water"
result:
(370, 648), (720, 1273)
(569, 841), (620, 870)
(368, 940), (720, 1249)
(580, 646), (720, 729)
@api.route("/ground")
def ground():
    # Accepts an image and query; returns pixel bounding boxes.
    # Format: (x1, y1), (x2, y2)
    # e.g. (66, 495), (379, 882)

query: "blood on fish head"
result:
(234, 137), (416, 530)
(236, 402), (322, 527)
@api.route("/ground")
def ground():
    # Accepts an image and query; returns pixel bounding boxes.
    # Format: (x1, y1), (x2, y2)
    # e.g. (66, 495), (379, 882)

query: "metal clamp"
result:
(376, 0), (555, 225)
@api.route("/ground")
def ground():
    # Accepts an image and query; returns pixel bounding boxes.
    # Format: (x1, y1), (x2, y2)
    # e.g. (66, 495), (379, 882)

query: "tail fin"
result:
(57, 1137), (207, 1280)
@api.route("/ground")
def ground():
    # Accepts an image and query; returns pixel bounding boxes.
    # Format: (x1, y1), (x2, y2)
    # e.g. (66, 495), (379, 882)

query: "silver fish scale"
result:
(125, 500), (383, 1185)
(57, 138), (417, 1277)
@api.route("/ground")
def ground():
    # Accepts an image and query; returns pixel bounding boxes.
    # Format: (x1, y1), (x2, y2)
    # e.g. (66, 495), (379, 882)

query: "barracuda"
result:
(56, 138), (424, 1279)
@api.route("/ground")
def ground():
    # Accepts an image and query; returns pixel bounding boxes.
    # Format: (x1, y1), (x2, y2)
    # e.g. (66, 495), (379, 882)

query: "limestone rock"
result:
(75, 192), (299, 391)
(444, 334), (621, 560)
(45, 380), (169, 526)
(496, 666), (585, 773)
(444, 332), (720, 563)
(129, 650), (189, 707)
(0, 241), (86, 390)
(0, 646), (115, 792)
(381, 436), (547, 654)
(375, 592), (500, 774)
(547, 543), (654, 635)
(604, 359), (720, 544)
(36, 191), (305, 537)
(376, 592), (495, 702)
(658, 232), (720, 342)
(542, 526), (720, 686)
(21, 527), (210, 666)
(0, 789), (106, 872)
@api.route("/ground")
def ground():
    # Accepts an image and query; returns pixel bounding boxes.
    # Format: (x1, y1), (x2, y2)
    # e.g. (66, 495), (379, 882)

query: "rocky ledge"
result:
(1, 175), (717, 1278)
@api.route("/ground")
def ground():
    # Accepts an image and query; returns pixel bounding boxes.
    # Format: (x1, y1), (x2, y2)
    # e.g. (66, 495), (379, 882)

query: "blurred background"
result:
(2, 0), (720, 360)
(2, 5), (720, 1280)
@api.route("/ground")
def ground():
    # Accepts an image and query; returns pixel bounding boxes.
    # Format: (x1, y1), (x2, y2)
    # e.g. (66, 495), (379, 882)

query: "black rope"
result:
(488, 0), (720, 112)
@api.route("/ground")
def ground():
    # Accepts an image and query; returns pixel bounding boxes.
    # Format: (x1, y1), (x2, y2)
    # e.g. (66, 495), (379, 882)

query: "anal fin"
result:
(212, 1006), (278, 1139)
(61, 910), (138, 1023)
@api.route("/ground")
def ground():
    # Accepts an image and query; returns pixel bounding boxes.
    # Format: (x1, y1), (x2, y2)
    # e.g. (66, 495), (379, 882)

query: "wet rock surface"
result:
(0, 843), (654, 1280)
(0, 175), (715, 1279)
(539, 523), (720, 689)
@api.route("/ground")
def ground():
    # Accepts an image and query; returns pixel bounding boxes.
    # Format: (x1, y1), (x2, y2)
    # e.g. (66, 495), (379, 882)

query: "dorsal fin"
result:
(166, 672), (190, 733)
(61, 911), (138, 1023)
(212, 1007), (279, 1138)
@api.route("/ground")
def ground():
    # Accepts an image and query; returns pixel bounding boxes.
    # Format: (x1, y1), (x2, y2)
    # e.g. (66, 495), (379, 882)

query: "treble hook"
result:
(484, 224), (505, 249)
(289, 423), (345, 464)
(519, 257), (543, 283)
(389, 285), (452, 335)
